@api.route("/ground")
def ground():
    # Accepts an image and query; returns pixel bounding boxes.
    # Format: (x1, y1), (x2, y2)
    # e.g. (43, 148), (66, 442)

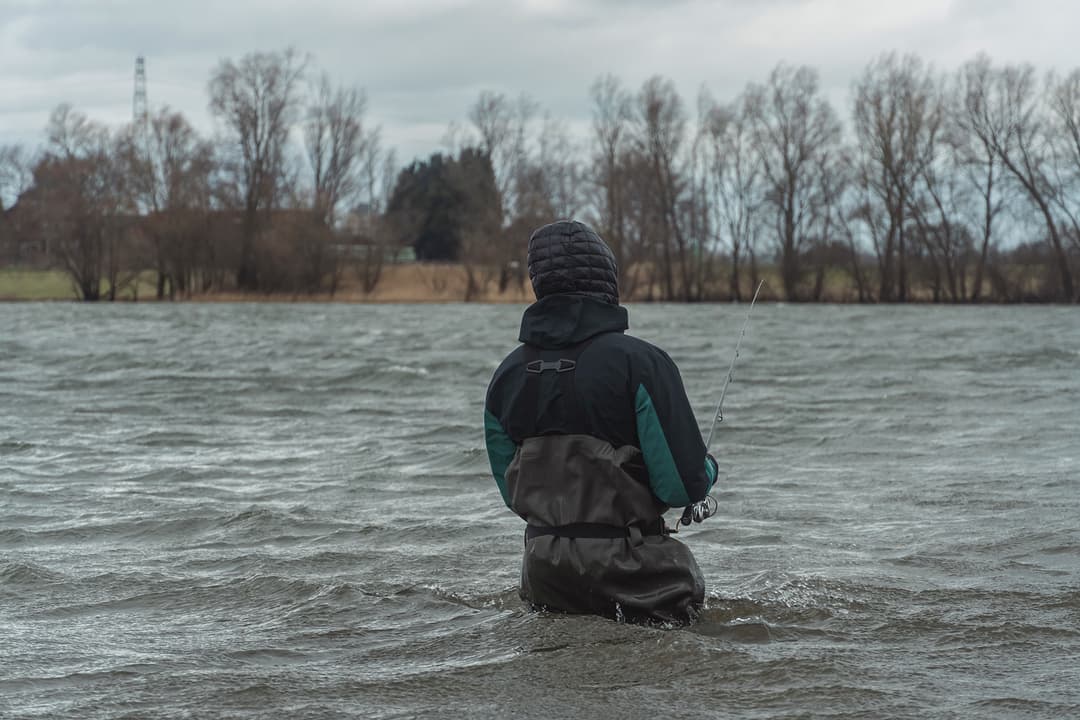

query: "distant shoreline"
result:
(0, 263), (1068, 304)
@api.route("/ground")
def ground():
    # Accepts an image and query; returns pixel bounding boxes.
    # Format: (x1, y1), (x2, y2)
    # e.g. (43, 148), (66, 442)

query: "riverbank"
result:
(0, 263), (1058, 303)
(3, 264), (756, 303)
(0, 265), (533, 303)
(0, 264), (847, 303)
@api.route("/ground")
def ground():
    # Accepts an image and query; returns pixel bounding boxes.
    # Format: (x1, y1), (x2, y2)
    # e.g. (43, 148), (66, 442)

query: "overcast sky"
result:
(2, 0), (1078, 164)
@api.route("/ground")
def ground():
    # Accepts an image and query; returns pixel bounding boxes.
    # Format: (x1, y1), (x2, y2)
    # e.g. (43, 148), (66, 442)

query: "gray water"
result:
(1, 302), (1078, 719)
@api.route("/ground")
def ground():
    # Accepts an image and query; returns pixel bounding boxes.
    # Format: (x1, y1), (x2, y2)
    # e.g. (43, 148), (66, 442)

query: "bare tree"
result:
(353, 137), (397, 295)
(1046, 68), (1080, 267)
(491, 113), (586, 295)
(304, 73), (371, 227)
(620, 147), (666, 300)
(699, 91), (763, 300)
(747, 64), (842, 301)
(468, 91), (536, 223)
(535, 114), (583, 219)
(907, 131), (974, 303)
(964, 61), (1074, 300)
(208, 47), (307, 290)
(465, 91), (536, 291)
(632, 75), (693, 300)
(589, 74), (637, 294)
(807, 143), (848, 301)
(301, 73), (380, 294)
(836, 152), (872, 302)
(895, 69), (981, 302)
(953, 55), (1009, 302)
(125, 107), (216, 298)
(851, 53), (939, 302)
(30, 105), (134, 300)
(46, 104), (103, 158)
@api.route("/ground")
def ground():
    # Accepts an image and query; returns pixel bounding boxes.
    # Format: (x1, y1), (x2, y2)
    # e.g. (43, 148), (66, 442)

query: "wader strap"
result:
(525, 520), (666, 543)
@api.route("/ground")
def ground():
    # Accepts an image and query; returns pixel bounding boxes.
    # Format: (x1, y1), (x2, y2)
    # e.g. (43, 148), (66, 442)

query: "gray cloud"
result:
(2, 0), (1079, 164)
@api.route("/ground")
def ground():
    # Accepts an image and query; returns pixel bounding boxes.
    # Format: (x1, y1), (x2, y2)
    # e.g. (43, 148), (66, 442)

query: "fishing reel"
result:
(677, 495), (718, 527)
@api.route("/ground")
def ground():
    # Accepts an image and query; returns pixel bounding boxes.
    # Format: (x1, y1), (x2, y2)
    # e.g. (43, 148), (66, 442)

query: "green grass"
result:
(0, 269), (161, 301)
(0, 269), (76, 300)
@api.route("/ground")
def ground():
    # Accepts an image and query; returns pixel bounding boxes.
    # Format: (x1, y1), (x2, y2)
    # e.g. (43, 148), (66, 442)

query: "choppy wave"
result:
(1, 303), (1079, 719)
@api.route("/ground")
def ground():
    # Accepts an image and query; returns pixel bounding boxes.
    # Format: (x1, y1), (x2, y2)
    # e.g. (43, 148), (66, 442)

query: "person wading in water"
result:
(484, 220), (718, 624)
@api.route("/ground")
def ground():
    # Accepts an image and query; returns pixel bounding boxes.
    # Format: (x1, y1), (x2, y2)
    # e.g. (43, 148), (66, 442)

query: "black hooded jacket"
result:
(485, 293), (717, 511)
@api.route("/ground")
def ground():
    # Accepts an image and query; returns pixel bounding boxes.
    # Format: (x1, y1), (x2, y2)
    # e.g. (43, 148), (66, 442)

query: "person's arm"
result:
(633, 347), (717, 507)
(483, 406), (516, 509)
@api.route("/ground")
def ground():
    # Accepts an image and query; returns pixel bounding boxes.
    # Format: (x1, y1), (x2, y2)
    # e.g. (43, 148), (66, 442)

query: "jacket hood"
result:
(527, 220), (619, 305)
(518, 293), (629, 348)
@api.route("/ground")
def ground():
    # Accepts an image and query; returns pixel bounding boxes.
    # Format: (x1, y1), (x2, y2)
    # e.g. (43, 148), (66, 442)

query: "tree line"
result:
(1, 49), (1078, 302)
(0, 49), (395, 300)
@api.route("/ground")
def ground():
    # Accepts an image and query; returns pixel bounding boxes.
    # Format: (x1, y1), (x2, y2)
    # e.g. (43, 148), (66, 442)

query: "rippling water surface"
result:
(1, 302), (1078, 719)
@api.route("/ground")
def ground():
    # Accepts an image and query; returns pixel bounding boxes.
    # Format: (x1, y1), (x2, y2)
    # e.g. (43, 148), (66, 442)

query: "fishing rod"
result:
(678, 279), (765, 527)
(705, 278), (765, 452)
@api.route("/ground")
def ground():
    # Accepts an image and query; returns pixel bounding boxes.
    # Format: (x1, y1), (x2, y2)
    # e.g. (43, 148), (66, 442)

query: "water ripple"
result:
(2, 303), (1079, 719)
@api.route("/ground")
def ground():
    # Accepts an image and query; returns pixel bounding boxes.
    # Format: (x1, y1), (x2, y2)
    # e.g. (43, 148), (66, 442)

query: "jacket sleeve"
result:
(633, 347), (717, 507)
(484, 407), (515, 509)
(484, 363), (518, 509)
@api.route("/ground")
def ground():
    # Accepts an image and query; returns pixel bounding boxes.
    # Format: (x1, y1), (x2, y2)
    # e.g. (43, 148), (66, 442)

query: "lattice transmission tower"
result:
(133, 56), (149, 129)
(133, 56), (151, 214)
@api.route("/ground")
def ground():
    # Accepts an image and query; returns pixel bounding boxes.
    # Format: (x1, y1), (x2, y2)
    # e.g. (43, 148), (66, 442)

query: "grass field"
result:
(0, 265), (529, 303)
(0, 269), (164, 302)
(0, 269), (76, 300)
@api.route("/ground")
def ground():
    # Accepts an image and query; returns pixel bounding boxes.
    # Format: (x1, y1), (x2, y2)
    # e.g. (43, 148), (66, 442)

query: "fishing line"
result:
(705, 279), (766, 452)
(677, 279), (765, 528)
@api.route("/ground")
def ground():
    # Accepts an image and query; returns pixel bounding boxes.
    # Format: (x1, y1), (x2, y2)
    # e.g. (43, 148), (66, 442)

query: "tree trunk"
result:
(729, 245), (742, 301)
